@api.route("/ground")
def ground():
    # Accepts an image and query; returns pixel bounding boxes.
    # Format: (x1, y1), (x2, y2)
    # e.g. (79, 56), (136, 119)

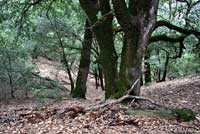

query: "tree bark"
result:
(98, 63), (104, 90)
(79, 0), (118, 99)
(155, 49), (161, 82)
(161, 52), (170, 82)
(94, 66), (99, 89)
(79, 0), (158, 98)
(112, 0), (158, 96)
(72, 20), (92, 98)
(6, 52), (15, 99)
(144, 49), (151, 84)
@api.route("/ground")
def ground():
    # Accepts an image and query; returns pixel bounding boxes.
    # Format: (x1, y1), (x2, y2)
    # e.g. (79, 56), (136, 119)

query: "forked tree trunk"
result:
(79, 0), (118, 99)
(112, 0), (158, 96)
(72, 20), (93, 98)
(79, 0), (158, 98)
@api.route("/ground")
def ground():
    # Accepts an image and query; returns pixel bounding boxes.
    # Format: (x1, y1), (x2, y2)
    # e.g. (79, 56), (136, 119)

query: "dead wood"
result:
(85, 79), (169, 111)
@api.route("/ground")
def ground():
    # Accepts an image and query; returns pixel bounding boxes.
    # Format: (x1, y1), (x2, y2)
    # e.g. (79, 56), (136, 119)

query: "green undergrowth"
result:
(172, 108), (196, 122)
(127, 108), (196, 122)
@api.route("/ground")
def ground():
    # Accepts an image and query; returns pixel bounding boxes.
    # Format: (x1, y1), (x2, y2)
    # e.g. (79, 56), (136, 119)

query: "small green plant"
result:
(173, 108), (196, 122)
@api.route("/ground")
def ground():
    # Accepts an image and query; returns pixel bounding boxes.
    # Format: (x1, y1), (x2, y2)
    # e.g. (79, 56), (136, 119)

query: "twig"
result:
(18, 0), (44, 30)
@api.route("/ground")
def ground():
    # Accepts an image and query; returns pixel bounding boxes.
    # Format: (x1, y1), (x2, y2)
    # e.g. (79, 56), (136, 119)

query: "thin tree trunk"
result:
(63, 58), (74, 91)
(47, 15), (75, 91)
(156, 68), (161, 82)
(155, 49), (161, 82)
(98, 63), (104, 91)
(144, 49), (151, 84)
(161, 52), (170, 82)
(32, 44), (38, 59)
(57, 27), (74, 91)
(7, 71), (15, 99)
(94, 67), (99, 89)
(72, 20), (93, 98)
(6, 52), (15, 99)
(140, 74), (143, 86)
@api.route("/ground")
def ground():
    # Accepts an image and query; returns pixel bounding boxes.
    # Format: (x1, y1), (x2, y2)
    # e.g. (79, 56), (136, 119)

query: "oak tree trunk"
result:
(79, 0), (118, 99)
(72, 20), (92, 98)
(112, 0), (158, 96)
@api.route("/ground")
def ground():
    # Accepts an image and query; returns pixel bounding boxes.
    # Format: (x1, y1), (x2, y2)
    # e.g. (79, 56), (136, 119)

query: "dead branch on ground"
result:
(85, 79), (168, 111)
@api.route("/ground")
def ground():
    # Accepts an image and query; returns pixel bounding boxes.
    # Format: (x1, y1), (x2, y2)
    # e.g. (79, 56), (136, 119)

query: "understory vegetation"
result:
(0, 0), (200, 133)
(0, 0), (199, 100)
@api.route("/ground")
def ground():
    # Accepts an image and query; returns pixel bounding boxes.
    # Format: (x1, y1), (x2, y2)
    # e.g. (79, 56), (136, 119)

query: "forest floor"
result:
(0, 57), (200, 134)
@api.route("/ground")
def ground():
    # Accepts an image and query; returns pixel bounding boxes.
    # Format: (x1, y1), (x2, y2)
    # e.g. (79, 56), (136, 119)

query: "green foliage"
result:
(0, 0), (199, 100)
(0, 0), (85, 100)
(0, 31), (34, 99)
(148, 0), (200, 81)
(173, 108), (196, 122)
(31, 87), (63, 100)
(169, 52), (200, 77)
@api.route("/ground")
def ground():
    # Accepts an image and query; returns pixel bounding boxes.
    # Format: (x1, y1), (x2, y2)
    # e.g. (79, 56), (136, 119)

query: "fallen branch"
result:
(127, 79), (140, 95)
(85, 95), (164, 111)
(86, 79), (167, 111)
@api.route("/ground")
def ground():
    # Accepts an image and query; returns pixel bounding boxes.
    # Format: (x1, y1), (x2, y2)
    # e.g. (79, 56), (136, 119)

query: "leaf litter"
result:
(0, 75), (200, 134)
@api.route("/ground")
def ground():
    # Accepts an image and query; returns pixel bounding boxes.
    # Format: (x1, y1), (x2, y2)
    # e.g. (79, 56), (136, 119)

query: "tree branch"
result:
(150, 34), (186, 58)
(85, 94), (164, 111)
(22, 0), (44, 15)
(150, 34), (186, 43)
(19, 0), (44, 23)
(176, 0), (191, 7)
(18, 0), (45, 32)
(85, 79), (167, 111)
(155, 20), (200, 36)
(111, 0), (133, 33)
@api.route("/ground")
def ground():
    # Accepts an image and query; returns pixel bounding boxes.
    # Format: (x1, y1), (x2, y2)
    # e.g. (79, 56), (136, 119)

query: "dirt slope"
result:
(141, 74), (200, 117)
(0, 74), (200, 134)
(1, 57), (200, 134)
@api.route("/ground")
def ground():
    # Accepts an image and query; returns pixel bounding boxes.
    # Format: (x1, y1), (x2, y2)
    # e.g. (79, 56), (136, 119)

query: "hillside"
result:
(0, 74), (200, 134)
